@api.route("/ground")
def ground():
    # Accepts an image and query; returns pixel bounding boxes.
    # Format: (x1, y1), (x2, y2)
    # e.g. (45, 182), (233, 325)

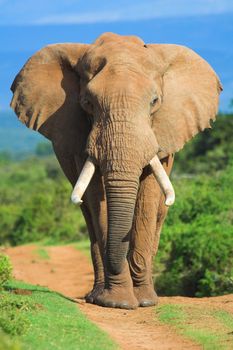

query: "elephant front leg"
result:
(129, 156), (174, 307)
(79, 166), (110, 304)
(94, 179), (139, 310)
(95, 259), (138, 309)
(81, 204), (105, 303)
(128, 167), (160, 306)
(85, 240), (105, 303)
(53, 151), (107, 303)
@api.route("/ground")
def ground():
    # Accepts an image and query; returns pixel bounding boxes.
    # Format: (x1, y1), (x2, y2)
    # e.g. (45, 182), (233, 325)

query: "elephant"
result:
(10, 32), (222, 310)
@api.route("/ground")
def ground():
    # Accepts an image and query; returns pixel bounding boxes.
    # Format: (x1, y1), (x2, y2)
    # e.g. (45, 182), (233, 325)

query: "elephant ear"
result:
(10, 43), (90, 155)
(148, 44), (222, 158)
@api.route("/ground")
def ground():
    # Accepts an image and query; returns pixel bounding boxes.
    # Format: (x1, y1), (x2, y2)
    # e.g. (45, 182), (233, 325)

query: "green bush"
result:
(154, 164), (233, 297)
(0, 295), (38, 336)
(0, 156), (87, 246)
(0, 292), (43, 350)
(0, 311), (30, 336)
(0, 254), (12, 288)
(174, 114), (233, 174)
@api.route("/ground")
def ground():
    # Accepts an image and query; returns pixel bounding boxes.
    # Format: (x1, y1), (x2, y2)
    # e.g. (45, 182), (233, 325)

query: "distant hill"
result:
(0, 110), (43, 156)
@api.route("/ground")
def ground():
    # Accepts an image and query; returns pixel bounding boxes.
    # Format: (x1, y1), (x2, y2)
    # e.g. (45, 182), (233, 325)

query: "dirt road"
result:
(5, 245), (233, 350)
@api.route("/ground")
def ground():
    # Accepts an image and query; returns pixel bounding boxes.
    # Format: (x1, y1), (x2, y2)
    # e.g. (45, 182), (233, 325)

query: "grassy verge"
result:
(0, 280), (117, 350)
(156, 303), (233, 350)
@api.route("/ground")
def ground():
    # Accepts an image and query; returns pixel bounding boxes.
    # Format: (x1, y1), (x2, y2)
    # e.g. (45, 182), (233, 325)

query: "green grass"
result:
(183, 328), (224, 350)
(0, 330), (21, 350)
(35, 247), (50, 260)
(214, 310), (233, 330)
(0, 280), (117, 350)
(157, 304), (186, 325)
(156, 303), (233, 350)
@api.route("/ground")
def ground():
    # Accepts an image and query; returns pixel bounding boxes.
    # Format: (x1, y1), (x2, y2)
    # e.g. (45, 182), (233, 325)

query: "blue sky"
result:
(0, 0), (233, 111)
(1, 0), (233, 25)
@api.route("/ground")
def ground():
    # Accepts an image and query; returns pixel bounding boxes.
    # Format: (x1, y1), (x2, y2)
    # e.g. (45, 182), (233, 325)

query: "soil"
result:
(5, 245), (233, 350)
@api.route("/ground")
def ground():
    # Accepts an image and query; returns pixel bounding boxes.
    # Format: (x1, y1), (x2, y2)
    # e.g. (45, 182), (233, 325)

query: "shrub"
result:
(0, 156), (87, 245)
(0, 311), (30, 336)
(0, 295), (38, 336)
(174, 114), (233, 174)
(154, 164), (233, 297)
(0, 255), (12, 288)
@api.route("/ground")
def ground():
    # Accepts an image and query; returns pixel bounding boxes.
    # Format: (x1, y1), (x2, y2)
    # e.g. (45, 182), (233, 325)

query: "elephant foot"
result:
(133, 285), (158, 307)
(94, 286), (139, 310)
(85, 283), (104, 304)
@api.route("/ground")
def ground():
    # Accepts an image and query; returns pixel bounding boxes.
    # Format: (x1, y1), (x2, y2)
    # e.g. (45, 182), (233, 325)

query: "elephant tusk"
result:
(71, 157), (95, 205)
(149, 155), (175, 206)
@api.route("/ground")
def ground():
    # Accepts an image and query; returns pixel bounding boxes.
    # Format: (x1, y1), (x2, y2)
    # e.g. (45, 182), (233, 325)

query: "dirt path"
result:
(5, 245), (233, 350)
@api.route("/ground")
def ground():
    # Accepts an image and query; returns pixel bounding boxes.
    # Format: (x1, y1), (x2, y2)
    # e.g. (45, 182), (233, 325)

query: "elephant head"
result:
(10, 32), (221, 275)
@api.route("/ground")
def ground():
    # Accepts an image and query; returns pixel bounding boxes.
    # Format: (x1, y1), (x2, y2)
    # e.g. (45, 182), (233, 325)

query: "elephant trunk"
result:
(71, 118), (175, 278)
(104, 175), (139, 275)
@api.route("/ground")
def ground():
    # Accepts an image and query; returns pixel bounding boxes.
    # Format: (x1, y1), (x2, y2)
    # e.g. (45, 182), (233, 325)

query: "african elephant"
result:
(10, 32), (222, 309)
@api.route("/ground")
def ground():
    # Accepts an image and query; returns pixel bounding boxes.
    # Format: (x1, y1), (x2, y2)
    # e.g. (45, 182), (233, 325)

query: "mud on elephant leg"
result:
(129, 156), (174, 307)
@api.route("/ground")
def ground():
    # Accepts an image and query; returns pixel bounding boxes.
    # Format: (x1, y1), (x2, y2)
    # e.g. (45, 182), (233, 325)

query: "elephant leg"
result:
(53, 148), (107, 303)
(81, 168), (108, 303)
(95, 261), (138, 309)
(94, 180), (139, 310)
(128, 155), (174, 307)
(93, 220), (138, 309)
(81, 204), (105, 303)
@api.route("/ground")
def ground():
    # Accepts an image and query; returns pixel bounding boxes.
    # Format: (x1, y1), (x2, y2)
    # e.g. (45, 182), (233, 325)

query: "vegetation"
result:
(0, 280), (116, 350)
(0, 254), (12, 288)
(154, 115), (233, 297)
(0, 156), (86, 246)
(156, 303), (233, 349)
(35, 247), (50, 260)
(174, 114), (233, 174)
(155, 163), (233, 297)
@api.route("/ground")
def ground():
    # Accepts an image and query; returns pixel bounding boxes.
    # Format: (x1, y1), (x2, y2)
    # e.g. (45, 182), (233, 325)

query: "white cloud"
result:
(35, 11), (123, 25)
(1, 0), (233, 25)
(34, 0), (233, 25)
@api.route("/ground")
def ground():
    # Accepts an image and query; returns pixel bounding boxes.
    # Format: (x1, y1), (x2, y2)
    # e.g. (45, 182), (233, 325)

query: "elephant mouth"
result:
(71, 155), (175, 206)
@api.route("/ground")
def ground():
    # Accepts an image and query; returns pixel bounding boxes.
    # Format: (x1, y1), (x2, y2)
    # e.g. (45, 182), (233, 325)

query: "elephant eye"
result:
(151, 97), (158, 106)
